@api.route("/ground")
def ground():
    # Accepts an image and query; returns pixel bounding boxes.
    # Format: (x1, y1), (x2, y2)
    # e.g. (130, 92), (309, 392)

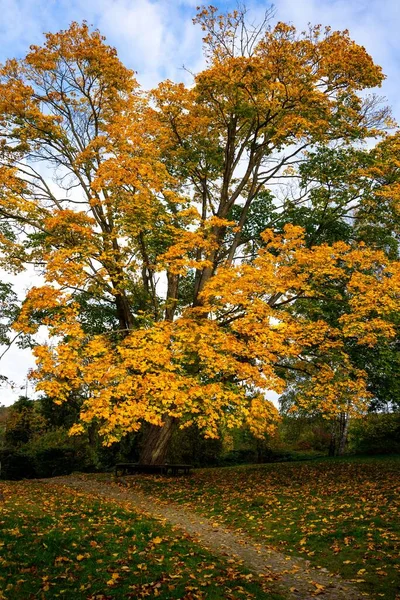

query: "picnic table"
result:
(115, 462), (193, 477)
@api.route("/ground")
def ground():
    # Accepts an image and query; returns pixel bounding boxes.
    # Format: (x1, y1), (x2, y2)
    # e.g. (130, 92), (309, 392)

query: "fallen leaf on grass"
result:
(152, 536), (163, 544)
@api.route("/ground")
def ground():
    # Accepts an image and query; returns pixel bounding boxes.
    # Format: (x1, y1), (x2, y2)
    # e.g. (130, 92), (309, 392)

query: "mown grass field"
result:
(0, 482), (284, 599)
(128, 456), (400, 600)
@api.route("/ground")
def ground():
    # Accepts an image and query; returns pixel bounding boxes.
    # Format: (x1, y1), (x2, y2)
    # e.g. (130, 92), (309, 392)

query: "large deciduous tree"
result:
(0, 8), (399, 463)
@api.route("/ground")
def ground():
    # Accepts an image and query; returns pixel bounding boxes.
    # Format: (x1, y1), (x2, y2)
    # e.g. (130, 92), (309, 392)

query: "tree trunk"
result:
(329, 425), (337, 457)
(329, 414), (349, 457)
(115, 292), (135, 331)
(138, 416), (176, 465)
(337, 413), (349, 456)
(165, 272), (179, 321)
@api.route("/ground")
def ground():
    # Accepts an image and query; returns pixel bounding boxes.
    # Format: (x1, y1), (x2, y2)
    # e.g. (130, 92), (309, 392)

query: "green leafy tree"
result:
(4, 396), (47, 448)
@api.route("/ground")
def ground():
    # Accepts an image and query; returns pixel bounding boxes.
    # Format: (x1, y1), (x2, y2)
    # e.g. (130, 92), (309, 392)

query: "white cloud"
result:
(1, 346), (36, 404)
(0, 0), (60, 55)
(0, 0), (205, 87)
(89, 0), (205, 87)
(275, 0), (400, 118)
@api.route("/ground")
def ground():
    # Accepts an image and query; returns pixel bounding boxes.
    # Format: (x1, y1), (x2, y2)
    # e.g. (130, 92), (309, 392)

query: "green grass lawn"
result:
(0, 481), (285, 600)
(125, 456), (400, 600)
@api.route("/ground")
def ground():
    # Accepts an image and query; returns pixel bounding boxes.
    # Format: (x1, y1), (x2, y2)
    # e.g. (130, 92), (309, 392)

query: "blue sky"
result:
(0, 0), (399, 404)
(1, 0), (400, 113)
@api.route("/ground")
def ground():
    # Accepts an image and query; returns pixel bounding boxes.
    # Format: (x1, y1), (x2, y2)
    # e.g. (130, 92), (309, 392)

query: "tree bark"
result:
(115, 293), (135, 331)
(138, 415), (176, 465)
(329, 414), (349, 457)
(165, 272), (179, 321)
(337, 413), (349, 456)
(329, 424), (337, 457)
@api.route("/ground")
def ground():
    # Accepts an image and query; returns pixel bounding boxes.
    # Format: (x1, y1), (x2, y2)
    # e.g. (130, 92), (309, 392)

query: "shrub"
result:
(167, 425), (223, 466)
(280, 416), (332, 454)
(349, 412), (400, 455)
(31, 447), (77, 478)
(0, 449), (36, 480)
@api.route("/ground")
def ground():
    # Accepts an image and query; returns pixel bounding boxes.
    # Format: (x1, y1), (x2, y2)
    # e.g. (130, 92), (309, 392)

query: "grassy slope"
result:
(126, 456), (400, 600)
(0, 481), (285, 600)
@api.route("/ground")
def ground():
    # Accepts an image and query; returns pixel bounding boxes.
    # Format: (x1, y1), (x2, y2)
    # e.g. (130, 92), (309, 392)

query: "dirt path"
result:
(40, 474), (368, 600)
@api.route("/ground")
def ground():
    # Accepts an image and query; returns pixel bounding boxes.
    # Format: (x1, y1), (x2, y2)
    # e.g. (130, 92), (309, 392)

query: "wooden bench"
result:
(114, 462), (193, 477)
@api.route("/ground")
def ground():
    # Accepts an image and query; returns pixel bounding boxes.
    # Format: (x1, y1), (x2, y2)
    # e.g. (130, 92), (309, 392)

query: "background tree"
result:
(0, 7), (398, 464)
(3, 396), (46, 447)
(0, 281), (23, 384)
(277, 134), (400, 452)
